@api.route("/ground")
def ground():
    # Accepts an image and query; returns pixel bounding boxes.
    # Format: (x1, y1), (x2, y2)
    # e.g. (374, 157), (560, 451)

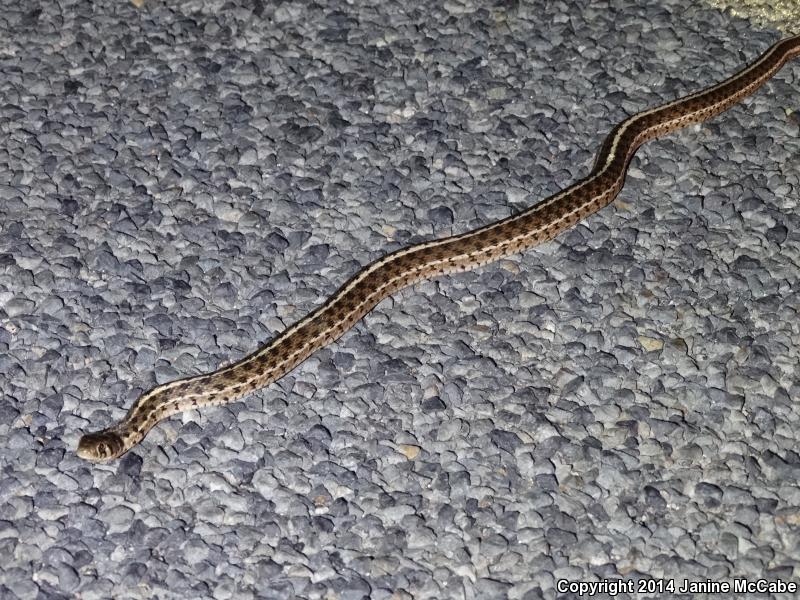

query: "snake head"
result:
(76, 430), (126, 462)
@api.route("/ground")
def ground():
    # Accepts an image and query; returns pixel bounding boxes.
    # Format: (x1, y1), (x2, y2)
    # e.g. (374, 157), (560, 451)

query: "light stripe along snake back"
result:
(77, 35), (800, 462)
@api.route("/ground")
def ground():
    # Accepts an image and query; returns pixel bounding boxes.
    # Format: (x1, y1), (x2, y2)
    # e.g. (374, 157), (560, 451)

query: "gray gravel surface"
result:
(1, 0), (799, 598)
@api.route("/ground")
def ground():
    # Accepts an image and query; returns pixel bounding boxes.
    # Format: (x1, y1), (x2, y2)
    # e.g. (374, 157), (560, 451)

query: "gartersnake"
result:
(77, 34), (800, 462)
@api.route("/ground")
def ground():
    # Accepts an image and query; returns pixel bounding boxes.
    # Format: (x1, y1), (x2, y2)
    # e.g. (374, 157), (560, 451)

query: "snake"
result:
(77, 34), (800, 462)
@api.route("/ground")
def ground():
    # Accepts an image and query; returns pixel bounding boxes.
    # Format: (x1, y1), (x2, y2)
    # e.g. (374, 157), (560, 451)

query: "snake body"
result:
(77, 35), (800, 462)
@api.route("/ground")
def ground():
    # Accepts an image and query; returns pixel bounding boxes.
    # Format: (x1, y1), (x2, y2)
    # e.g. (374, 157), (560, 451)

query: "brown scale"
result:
(76, 34), (800, 462)
(250, 352), (273, 370)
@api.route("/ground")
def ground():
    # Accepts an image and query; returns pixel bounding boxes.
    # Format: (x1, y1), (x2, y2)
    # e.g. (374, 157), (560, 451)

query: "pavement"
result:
(0, 0), (798, 598)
